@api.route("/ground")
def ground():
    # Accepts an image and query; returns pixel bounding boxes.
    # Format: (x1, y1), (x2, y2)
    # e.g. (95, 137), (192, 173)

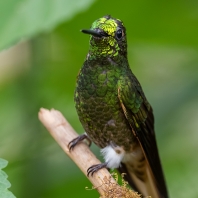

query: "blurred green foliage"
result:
(0, 0), (95, 51)
(0, 0), (198, 197)
(0, 159), (15, 198)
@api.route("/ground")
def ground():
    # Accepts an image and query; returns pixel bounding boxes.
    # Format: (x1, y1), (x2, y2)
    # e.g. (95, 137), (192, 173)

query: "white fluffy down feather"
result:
(101, 145), (125, 169)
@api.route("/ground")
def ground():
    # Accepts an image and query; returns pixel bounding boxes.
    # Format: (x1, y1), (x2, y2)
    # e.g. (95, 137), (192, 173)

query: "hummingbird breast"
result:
(74, 58), (137, 151)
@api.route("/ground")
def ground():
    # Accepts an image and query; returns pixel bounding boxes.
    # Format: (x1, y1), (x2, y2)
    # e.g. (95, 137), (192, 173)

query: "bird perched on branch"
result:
(69, 15), (168, 198)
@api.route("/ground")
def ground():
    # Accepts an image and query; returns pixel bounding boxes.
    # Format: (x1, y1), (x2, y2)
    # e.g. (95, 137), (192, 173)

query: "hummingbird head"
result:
(82, 15), (127, 59)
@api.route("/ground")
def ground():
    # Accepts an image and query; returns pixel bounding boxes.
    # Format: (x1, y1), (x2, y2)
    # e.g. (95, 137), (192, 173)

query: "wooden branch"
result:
(38, 108), (141, 198)
(38, 108), (116, 194)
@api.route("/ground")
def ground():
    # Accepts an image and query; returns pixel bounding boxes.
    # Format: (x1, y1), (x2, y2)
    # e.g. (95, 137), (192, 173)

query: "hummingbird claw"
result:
(87, 162), (108, 177)
(68, 133), (92, 151)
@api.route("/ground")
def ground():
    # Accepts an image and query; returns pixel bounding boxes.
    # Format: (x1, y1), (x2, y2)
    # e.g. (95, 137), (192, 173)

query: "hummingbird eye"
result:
(116, 28), (123, 40)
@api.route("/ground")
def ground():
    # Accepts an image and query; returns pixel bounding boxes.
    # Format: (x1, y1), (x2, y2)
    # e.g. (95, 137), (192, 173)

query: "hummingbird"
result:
(69, 15), (168, 198)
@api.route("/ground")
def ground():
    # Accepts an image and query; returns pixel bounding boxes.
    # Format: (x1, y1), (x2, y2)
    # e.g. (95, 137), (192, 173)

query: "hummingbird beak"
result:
(81, 29), (108, 38)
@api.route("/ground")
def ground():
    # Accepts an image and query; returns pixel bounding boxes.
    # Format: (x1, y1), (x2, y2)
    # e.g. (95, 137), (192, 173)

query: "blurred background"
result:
(1, 0), (198, 197)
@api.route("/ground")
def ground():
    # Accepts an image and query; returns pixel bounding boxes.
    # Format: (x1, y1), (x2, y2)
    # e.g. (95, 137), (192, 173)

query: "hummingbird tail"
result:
(118, 162), (159, 198)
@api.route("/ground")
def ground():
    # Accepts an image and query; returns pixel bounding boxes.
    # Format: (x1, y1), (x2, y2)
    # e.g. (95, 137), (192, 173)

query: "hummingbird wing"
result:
(117, 74), (168, 198)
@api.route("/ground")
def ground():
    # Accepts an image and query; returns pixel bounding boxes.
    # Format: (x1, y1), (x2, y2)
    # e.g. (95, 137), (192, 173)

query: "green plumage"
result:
(73, 15), (168, 198)
(75, 56), (137, 151)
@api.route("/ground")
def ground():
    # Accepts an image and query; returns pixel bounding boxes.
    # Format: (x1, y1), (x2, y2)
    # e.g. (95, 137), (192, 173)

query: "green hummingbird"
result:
(69, 15), (168, 198)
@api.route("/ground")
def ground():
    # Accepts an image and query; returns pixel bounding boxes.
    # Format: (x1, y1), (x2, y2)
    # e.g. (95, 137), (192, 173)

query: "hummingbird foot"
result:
(87, 162), (108, 176)
(68, 133), (92, 151)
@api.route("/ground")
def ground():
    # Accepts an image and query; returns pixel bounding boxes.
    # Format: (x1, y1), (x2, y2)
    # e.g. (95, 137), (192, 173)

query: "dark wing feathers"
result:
(118, 74), (168, 198)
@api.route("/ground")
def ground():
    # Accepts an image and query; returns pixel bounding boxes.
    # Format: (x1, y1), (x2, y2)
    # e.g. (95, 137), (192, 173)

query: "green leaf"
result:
(0, 158), (16, 198)
(0, 0), (95, 51)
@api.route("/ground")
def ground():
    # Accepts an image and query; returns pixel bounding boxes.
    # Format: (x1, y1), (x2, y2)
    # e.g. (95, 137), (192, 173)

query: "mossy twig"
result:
(38, 108), (141, 198)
